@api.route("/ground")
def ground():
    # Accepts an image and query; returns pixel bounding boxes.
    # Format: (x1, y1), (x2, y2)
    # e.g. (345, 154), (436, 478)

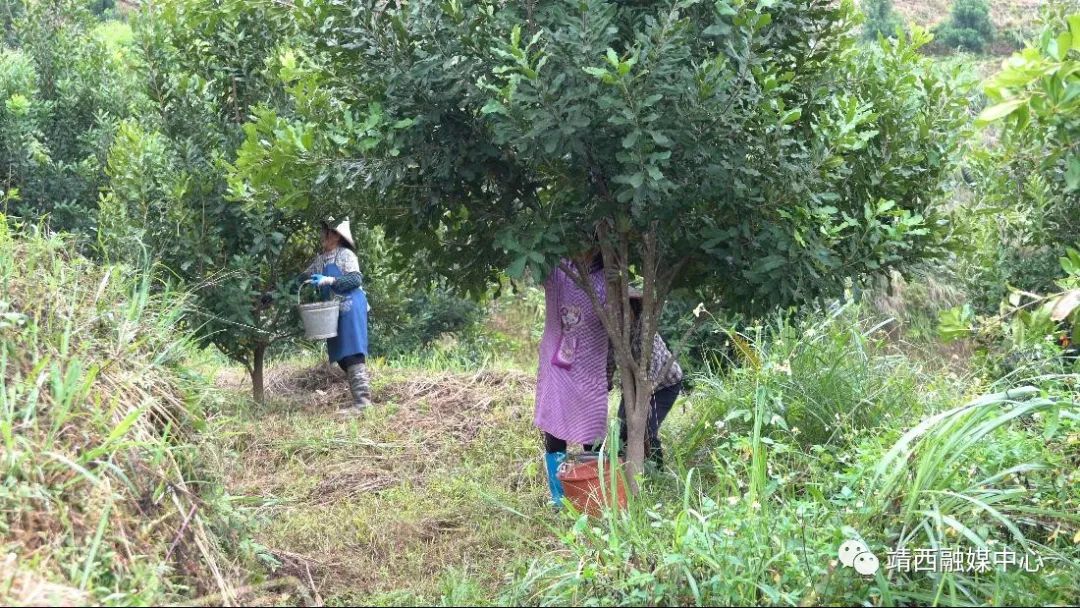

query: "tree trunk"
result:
(251, 343), (267, 405)
(564, 223), (680, 495)
(622, 368), (650, 490)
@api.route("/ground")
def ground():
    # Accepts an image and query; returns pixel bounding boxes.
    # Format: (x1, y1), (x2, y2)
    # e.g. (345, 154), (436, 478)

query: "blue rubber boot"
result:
(544, 451), (566, 509)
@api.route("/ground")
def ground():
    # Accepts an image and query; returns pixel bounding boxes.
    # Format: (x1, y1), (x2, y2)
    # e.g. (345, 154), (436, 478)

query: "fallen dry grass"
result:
(0, 555), (88, 607)
(214, 359), (553, 603)
(0, 221), (249, 605)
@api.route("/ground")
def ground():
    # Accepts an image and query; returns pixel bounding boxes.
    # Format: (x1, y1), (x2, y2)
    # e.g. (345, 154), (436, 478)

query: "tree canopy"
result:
(235, 0), (968, 312)
(229, 0), (972, 472)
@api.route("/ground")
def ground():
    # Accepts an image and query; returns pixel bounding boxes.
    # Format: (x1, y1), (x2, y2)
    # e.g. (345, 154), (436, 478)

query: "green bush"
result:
(940, 249), (1080, 381)
(370, 284), (484, 357)
(0, 2), (145, 237)
(684, 302), (936, 452)
(862, 0), (905, 40)
(956, 13), (1079, 310)
(935, 0), (995, 52)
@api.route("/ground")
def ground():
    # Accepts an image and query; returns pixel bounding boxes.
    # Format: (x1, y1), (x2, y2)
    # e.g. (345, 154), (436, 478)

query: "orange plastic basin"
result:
(557, 457), (628, 516)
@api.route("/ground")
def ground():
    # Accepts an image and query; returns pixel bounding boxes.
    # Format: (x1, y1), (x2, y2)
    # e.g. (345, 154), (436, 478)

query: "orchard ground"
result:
(209, 354), (566, 604)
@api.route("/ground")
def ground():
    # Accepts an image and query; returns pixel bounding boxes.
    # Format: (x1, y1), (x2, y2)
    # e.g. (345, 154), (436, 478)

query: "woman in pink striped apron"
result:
(534, 249), (609, 508)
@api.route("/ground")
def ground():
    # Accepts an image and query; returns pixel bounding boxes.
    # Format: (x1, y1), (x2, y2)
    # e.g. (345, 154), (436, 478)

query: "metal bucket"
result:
(298, 285), (339, 340)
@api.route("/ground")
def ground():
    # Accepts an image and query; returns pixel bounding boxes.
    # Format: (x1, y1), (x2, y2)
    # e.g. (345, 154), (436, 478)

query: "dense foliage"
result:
(935, 0), (995, 53)
(236, 0), (968, 311)
(956, 14), (1079, 310)
(862, 0), (904, 40)
(0, 0), (142, 235)
(228, 0), (971, 472)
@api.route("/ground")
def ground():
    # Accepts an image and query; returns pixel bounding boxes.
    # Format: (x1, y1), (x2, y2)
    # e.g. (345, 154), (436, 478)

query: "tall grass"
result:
(685, 302), (943, 455)
(0, 216), (248, 604)
(506, 303), (1080, 606)
(868, 385), (1080, 605)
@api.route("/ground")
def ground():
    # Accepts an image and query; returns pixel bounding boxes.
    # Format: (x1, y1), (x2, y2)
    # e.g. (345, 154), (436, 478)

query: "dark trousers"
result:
(544, 433), (600, 454)
(618, 381), (682, 466)
(337, 353), (365, 372)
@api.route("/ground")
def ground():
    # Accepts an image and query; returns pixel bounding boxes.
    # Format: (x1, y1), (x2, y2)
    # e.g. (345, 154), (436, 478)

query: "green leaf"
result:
(582, 66), (608, 80)
(481, 99), (506, 115)
(622, 131), (640, 149)
(976, 99), (1024, 125)
(606, 48), (619, 67)
(1054, 32), (1071, 61)
(508, 255), (528, 279)
(1043, 406), (1060, 441)
(649, 130), (672, 147)
(703, 23), (731, 36)
(1065, 154), (1080, 192)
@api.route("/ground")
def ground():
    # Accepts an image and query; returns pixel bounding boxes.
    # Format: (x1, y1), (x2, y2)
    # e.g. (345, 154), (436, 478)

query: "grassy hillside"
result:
(198, 296), (1080, 606)
(0, 218), (250, 605)
(891, 0), (1043, 30)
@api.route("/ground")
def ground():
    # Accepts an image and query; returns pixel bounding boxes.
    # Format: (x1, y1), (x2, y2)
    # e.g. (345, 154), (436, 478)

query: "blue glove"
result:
(310, 274), (335, 287)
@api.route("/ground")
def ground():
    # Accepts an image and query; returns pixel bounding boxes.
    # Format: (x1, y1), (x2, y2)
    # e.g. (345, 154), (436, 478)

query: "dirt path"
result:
(213, 360), (556, 604)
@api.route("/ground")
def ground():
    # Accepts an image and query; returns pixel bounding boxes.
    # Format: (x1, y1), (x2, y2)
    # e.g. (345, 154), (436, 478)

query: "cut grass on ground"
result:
(212, 357), (560, 604)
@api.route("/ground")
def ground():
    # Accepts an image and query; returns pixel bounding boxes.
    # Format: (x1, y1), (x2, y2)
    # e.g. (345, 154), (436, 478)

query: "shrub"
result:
(862, 0), (905, 40)
(940, 249), (1080, 380)
(935, 0), (995, 52)
(684, 301), (936, 453)
(0, 1), (145, 237)
(957, 13), (1079, 310)
(370, 284), (484, 357)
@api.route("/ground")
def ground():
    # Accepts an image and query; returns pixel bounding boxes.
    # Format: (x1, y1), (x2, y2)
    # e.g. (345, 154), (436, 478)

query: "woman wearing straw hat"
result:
(300, 217), (371, 416)
(607, 286), (683, 469)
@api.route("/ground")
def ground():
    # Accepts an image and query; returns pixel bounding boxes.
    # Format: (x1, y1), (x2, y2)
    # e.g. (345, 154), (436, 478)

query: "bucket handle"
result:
(297, 280), (318, 307)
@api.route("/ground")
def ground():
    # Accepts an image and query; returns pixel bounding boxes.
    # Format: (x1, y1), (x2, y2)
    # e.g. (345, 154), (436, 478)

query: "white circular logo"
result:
(853, 550), (880, 575)
(838, 539), (880, 576)
(838, 539), (868, 567)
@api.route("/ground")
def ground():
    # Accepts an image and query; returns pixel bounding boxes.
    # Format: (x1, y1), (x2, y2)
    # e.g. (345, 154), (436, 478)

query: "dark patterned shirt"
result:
(302, 247), (363, 294)
(607, 321), (683, 392)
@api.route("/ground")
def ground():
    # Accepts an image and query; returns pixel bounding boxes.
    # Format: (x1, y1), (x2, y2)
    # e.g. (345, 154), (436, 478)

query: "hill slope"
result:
(0, 218), (246, 605)
(890, 0), (1044, 30)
